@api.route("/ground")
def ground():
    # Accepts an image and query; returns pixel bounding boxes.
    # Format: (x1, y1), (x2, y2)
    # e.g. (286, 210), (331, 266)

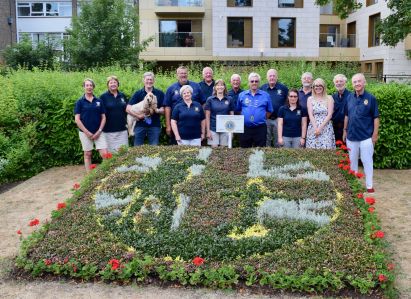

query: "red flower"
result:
(72, 263), (77, 272)
(73, 183), (80, 190)
(336, 151), (341, 156)
(375, 230), (384, 238)
(44, 259), (52, 266)
(340, 144), (347, 151)
(89, 164), (97, 170)
(338, 163), (344, 169)
(343, 165), (350, 171)
(342, 153), (349, 158)
(63, 257), (69, 264)
(378, 274), (387, 282)
(108, 259), (120, 270)
(17, 229), (22, 235)
(192, 256), (205, 266)
(357, 193), (364, 199)
(103, 152), (113, 159)
(365, 197), (376, 205)
(29, 218), (40, 226)
(368, 207), (375, 213)
(387, 263), (395, 271)
(356, 172), (364, 179)
(57, 203), (66, 210)
(336, 140), (343, 146)
(349, 170), (356, 175)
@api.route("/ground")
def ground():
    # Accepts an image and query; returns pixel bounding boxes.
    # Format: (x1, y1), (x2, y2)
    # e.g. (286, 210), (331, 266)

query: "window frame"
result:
(227, 17), (253, 48)
(271, 17), (296, 48)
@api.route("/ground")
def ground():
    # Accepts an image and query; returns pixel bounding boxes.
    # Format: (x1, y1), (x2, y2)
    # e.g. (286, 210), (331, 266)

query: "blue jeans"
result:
(133, 126), (161, 146)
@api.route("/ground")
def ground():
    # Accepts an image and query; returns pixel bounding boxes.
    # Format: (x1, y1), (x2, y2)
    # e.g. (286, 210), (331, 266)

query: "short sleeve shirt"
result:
(332, 89), (350, 123)
(204, 95), (235, 132)
(129, 87), (165, 127)
(278, 105), (307, 137)
(100, 90), (128, 132)
(164, 81), (205, 111)
(199, 80), (215, 100)
(298, 89), (312, 111)
(260, 82), (289, 119)
(171, 101), (205, 140)
(345, 90), (379, 142)
(236, 89), (273, 127)
(74, 95), (106, 134)
(228, 88), (244, 110)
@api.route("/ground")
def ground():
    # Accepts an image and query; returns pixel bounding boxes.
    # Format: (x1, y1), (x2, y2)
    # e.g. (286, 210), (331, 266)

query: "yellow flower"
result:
(228, 224), (269, 240)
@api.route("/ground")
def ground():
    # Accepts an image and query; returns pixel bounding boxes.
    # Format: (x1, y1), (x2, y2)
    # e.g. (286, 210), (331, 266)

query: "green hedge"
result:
(0, 63), (409, 182)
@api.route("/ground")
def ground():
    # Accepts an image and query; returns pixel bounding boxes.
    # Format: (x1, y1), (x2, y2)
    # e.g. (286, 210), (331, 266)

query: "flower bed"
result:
(15, 145), (396, 297)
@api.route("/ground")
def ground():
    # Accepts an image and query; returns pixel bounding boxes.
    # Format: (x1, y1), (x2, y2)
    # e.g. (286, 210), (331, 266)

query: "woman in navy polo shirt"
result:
(100, 75), (128, 153)
(171, 85), (205, 146)
(74, 78), (108, 171)
(277, 88), (308, 148)
(204, 79), (235, 148)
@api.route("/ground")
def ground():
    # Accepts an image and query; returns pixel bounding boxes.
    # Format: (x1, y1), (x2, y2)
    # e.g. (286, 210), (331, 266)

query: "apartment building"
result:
(1, 0), (410, 80)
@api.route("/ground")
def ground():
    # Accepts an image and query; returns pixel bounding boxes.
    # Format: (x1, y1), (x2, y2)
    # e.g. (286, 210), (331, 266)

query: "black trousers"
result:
(333, 121), (344, 143)
(240, 124), (267, 148)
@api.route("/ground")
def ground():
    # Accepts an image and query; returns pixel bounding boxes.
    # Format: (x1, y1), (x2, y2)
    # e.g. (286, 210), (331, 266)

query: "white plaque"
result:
(216, 115), (244, 133)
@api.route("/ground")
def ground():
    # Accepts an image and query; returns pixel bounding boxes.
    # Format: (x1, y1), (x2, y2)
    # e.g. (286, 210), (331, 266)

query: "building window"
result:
(320, 2), (334, 14)
(271, 18), (296, 48)
(278, 0), (303, 8)
(18, 32), (66, 50)
(156, 0), (203, 7)
(319, 24), (340, 47)
(366, 0), (377, 6)
(227, 0), (252, 7)
(17, 2), (72, 17)
(227, 17), (252, 48)
(368, 13), (380, 47)
(159, 20), (202, 47)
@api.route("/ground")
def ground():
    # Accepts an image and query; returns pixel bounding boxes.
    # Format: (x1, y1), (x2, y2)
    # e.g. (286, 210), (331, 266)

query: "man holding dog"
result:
(165, 66), (205, 144)
(127, 72), (165, 146)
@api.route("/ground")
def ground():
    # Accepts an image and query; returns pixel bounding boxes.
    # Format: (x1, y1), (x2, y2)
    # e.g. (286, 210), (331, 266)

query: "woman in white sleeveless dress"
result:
(306, 78), (335, 149)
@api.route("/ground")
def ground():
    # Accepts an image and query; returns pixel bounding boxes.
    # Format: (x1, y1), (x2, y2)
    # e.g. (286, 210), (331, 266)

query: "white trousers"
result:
(178, 138), (202, 146)
(346, 138), (374, 189)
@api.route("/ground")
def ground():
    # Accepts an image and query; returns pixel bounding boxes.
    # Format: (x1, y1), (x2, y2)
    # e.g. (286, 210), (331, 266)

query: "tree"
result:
(315, 0), (411, 47)
(64, 0), (151, 69)
(2, 34), (57, 70)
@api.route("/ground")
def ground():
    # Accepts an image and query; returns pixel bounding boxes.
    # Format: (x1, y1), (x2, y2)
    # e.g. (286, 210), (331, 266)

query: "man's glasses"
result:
(250, 80), (259, 83)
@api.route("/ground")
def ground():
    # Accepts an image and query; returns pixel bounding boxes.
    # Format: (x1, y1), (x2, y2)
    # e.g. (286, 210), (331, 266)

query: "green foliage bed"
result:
(16, 146), (395, 297)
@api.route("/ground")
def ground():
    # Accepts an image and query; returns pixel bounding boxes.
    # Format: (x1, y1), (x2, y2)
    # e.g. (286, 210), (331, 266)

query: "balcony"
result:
(157, 32), (203, 47)
(155, 0), (205, 16)
(319, 33), (356, 48)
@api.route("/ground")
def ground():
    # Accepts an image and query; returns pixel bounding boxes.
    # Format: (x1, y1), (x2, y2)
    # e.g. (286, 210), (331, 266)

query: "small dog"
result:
(127, 92), (158, 136)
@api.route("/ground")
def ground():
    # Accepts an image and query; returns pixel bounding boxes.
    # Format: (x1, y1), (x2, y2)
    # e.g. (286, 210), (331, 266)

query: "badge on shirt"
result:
(364, 99), (368, 106)
(194, 107), (199, 112)
(121, 98), (125, 103)
(245, 98), (250, 105)
(277, 90), (282, 95)
(250, 115), (254, 122)
(96, 102), (101, 107)
(174, 90), (179, 95)
(225, 100), (229, 105)
(297, 110), (301, 115)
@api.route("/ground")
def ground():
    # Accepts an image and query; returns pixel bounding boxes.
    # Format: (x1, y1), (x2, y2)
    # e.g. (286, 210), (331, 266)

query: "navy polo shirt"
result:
(171, 101), (205, 140)
(298, 89), (312, 111)
(100, 90), (128, 132)
(164, 80), (205, 111)
(74, 95), (106, 134)
(129, 87), (165, 128)
(199, 80), (215, 100)
(261, 82), (289, 119)
(236, 90), (273, 128)
(332, 89), (350, 123)
(278, 105), (307, 137)
(345, 90), (379, 142)
(228, 88), (243, 109)
(204, 95), (235, 132)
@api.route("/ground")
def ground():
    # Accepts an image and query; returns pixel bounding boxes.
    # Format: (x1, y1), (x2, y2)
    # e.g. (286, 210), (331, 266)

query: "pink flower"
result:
(387, 263), (395, 271)
(192, 256), (205, 266)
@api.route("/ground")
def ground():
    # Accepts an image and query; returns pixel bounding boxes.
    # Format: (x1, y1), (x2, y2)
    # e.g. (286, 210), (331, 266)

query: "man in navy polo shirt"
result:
(237, 72), (273, 148)
(228, 74), (243, 109)
(127, 72), (165, 146)
(261, 69), (289, 147)
(332, 74), (350, 142)
(298, 72), (313, 111)
(198, 66), (215, 100)
(343, 73), (379, 193)
(165, 66), (205, 144)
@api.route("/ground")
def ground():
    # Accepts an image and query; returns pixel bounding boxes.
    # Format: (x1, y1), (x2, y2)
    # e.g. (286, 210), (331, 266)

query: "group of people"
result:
(74, 66), (379, 193)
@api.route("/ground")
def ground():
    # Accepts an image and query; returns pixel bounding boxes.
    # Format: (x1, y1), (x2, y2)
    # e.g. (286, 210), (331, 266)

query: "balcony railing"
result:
(155, 0), (203, 6)
(157, 32), (203, 47)
(319, 33), (356, 48)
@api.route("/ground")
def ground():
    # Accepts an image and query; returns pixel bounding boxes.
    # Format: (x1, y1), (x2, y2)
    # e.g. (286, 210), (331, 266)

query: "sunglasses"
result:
(250, 80), (259, 83)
